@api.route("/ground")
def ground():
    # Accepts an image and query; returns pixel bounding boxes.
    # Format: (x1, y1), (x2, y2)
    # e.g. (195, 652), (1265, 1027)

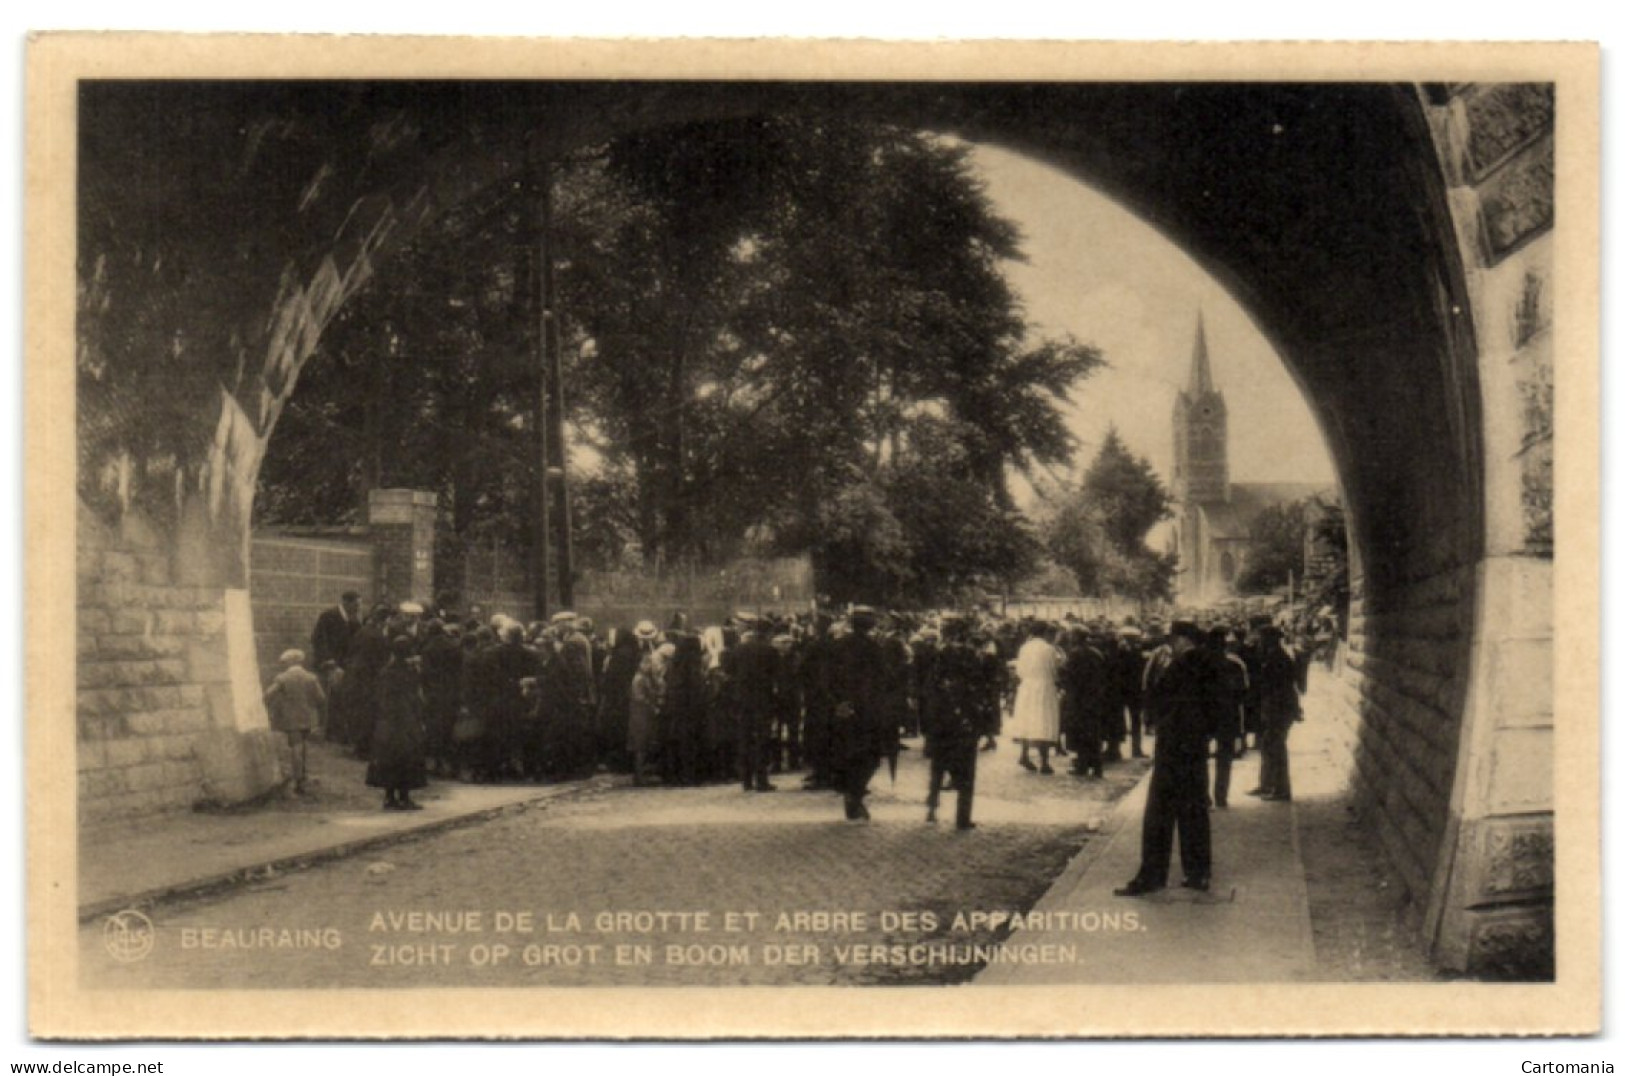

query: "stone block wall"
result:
(78, 503), (284, 830)
(1413, 82), (1557, 978)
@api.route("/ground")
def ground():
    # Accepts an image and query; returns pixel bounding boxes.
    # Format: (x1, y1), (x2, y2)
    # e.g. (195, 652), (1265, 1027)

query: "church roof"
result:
(1194, 482), (1336, 539)
(1232, 481), (1334, 514)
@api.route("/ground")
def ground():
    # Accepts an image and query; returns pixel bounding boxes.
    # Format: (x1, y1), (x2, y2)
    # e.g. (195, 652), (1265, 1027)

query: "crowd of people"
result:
(264, 590), (1314, 842)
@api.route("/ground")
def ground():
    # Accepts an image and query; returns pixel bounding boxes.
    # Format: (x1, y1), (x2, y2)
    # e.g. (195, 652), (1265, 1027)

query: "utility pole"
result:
(529, 160), (552, 621)
(539, 160), (574, 611)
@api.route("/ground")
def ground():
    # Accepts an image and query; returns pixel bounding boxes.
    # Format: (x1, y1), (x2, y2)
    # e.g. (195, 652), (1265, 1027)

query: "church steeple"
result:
(1172, 310), (1229, 505)
(1187, 310), (1215, 396)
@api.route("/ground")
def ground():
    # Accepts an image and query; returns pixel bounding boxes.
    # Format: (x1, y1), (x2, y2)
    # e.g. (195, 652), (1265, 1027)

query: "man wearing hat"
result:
(922, 614), (988, 829)
(418, 618), (463, 778)
(550, 611), (600, 776)
(1108, 624), (1145, 761)
(829, 605), (890, 820)
(730, 613), (780, 792)
(1116, 619), (1224, 896)
(797, 613), (838, 790)
(1060, 626), (1112, 780)
(1250, 623), (1303, 802)
(338, 603), (393, 757)
(312, 590), (361, 672)
(310, 589), (361, 736)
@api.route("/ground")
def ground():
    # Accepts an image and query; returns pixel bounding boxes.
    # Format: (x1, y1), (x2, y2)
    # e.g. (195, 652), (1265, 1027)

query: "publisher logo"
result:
(103, 909), (156, 963)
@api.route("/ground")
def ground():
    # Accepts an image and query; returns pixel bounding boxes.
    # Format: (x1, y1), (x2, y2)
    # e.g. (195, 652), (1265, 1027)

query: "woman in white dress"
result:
(1008, 622), (1063, 774)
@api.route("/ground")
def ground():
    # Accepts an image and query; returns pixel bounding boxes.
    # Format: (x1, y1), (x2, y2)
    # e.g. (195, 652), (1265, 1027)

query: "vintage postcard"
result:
(25, 35), (1599, 1039)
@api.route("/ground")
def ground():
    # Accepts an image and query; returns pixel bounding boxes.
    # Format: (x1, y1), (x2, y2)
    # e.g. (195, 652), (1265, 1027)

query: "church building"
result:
(1168, 314), (1333, 606)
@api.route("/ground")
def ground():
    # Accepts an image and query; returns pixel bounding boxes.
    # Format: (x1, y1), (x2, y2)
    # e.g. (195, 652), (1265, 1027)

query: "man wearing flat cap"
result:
(265, 649), (324, 793)
(1116, 619), (1224, 896)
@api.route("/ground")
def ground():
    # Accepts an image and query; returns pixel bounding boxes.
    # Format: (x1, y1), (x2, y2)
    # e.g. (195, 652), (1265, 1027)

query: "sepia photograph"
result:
(23, 33), (1600, 1042)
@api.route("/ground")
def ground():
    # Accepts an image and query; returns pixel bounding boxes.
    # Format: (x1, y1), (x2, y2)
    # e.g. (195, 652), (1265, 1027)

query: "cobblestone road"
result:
(82, 742), (1147, 988)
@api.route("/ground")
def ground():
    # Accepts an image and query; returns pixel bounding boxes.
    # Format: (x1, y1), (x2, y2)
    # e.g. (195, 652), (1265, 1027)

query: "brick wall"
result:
(248, 534), (376, 677)
(1341, 568), (1476, 902)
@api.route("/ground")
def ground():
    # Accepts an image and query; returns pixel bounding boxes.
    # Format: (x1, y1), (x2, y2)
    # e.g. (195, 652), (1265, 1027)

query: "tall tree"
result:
(1040, 428), (1175, 604)
(257, 118), (1102, 608)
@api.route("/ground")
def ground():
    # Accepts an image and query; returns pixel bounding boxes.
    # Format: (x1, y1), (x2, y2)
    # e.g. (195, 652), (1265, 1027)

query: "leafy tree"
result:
(1235, 500), (1310, 595)
(256, 117), (1102, 608)
(880, 417), (1042, 605)
(1300, 498), (1350, 630)
(1039, 428), (1174, 604)
(256, 174), (537, 545)
(1080, 428), (1174, 551)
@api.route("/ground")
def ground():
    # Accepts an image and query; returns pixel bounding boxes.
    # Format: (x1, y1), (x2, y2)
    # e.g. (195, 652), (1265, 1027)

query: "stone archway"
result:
(73, 79), (1555, 975)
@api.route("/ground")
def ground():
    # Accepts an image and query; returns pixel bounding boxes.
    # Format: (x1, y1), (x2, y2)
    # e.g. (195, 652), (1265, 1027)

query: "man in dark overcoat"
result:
(973, 627), (1006, 753)
(1061, 628), (1112, 780)
(878, 622), (912, 777)
(311, 590), (361, 675)
(731, 615), (781, 792)
(552, 615), (599, 778)
(417, 619), (463, 777)
(309, 590), (360, 742)
(907, 627), (940, 743)
(771, 633), (805, 774)
(829, 606), (890, 821)
(797, 614), (836, 789)
(1210, 627), (1249, 809)
(1251, 624), (1303, 802)
(1109, 626), (1145, 760)
(923, 615), (989, 829)
(457, 627), (499, 780)
(340, 604), (392, 757)
(1115, 620), (1224, 895)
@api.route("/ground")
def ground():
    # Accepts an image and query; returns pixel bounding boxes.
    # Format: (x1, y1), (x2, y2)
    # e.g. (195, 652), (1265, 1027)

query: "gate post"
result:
(368, 489), (438, 607)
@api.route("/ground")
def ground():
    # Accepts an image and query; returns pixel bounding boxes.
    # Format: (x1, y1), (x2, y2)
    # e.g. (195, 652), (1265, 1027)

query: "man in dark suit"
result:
(1062, 627), (1112, 780)
(730, 615), (781, 792)
(830, 606), (890, 821)
(1115, 620), (1223, 896)
(339, 603), (392, 756)
(1251, 624), (1303, 802)
(309, 590), (362, 739)
(417, 619), (464, 777)
(312, 590), (361, 668)
(923, 615), (988, 830)
(797, 614), (837, 789)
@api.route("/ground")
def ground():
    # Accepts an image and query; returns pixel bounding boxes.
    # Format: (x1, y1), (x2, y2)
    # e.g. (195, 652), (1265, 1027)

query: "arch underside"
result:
(78, 80), (1545, 974)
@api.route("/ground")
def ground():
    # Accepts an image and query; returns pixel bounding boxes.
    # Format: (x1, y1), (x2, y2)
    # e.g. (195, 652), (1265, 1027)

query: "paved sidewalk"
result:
(977, 744), (1318, 985)
(78, 748), (591, 921)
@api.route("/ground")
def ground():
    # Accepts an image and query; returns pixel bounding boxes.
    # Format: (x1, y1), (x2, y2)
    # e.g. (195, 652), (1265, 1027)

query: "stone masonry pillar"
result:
(1420, 83), (1559, 978)
(367, 489), (437, 607)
